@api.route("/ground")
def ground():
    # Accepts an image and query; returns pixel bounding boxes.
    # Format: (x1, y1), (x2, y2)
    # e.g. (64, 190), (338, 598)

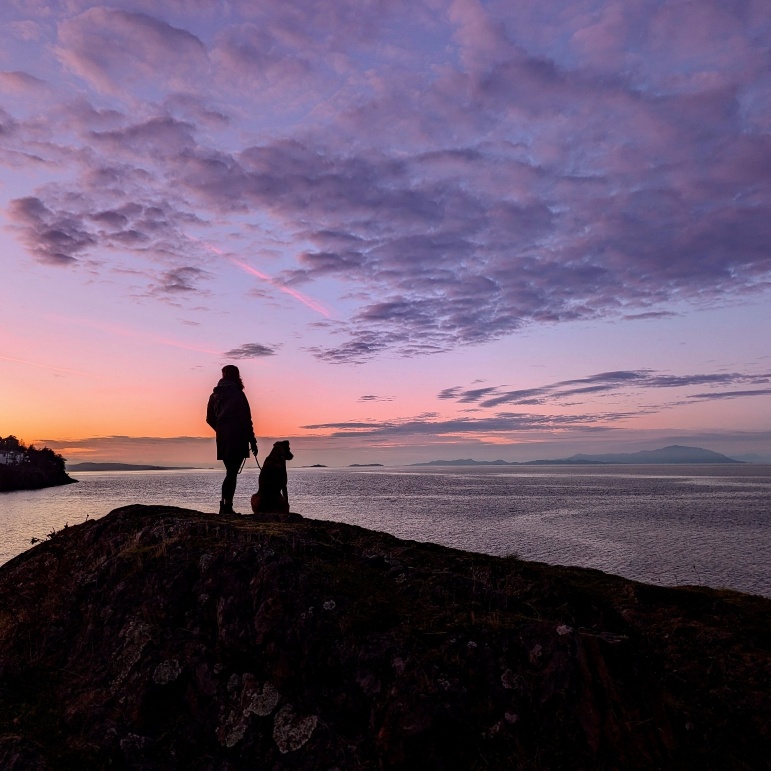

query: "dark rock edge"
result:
(0, 504), (768, 769)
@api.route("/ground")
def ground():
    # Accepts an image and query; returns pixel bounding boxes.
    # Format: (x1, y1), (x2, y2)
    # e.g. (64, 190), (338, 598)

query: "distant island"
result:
(349, 463), (384, 467)
(68, 462), (191, 472)
(0, 435), (76, 492)
(411, 445), (743, 466)
(301, 464), (328, 468)
(556, 445), (744, 465)
(414, 459), (523, 467)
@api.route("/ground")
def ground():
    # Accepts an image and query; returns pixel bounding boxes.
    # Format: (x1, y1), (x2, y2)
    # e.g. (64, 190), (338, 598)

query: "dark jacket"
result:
(206, 379), (256, 460)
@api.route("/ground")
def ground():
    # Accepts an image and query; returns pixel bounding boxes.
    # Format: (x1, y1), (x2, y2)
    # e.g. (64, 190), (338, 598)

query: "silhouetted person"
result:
(206, 365), (258, 516)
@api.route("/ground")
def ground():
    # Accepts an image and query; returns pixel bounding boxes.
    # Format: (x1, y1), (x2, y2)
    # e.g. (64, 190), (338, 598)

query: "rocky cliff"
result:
(0, 465), (75, 492)
(0, 505), (768, 769)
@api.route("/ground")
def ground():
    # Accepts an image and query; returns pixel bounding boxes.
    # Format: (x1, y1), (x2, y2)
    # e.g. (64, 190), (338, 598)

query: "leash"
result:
(237, 453), (262, 474)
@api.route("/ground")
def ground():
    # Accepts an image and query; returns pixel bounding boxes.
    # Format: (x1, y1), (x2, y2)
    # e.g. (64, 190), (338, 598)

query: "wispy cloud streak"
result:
(443, 370), (771, 409)
(199, 240), (331, 317)
(0, 354), (93, 377)
(228, 257), (331, 318)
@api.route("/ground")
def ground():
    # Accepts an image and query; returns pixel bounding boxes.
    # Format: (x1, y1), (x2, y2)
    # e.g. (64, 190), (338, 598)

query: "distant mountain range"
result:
(67, 446), (746, 472)
(411, 445), (743, 466)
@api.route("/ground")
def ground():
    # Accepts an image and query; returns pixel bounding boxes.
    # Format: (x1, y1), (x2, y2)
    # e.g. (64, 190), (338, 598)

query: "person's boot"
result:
(219, 498), (240, 517)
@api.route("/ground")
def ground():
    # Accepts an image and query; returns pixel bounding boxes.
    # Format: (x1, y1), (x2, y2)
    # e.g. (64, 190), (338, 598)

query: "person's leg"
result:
(220, 455), (242, 514)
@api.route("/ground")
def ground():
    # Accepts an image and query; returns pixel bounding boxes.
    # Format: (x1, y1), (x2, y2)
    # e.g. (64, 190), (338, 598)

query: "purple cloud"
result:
(223, 343), (278, 358)
(687, 388), (771, 401)
(0, 71), (48, 94)
(442, 369), (771, 409)
(302, 410), (638, 439)
(7, 196), (94, 265)
(2, 2), (770, 361)
(56, 8), (208, 95)
(89, 117), (196, 157)
(156, 266), (208, 294)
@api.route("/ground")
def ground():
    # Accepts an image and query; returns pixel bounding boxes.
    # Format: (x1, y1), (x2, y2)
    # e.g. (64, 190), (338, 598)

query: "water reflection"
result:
(1, 465), (768, 597)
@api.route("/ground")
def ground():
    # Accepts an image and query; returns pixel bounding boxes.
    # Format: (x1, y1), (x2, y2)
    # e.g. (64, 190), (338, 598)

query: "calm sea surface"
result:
(1, 465), (769, 597)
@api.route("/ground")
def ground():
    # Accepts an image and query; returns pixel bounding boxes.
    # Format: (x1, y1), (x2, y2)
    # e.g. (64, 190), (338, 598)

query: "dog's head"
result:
(270, 440), (293, 461)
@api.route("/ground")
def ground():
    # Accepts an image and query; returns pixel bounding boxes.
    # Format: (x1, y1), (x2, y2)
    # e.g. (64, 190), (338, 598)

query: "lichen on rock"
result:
(244, 680), (280, 717)
(272, 704), (318, 754)
(152, 659), (182, 685)
(111, 619), (152, 692)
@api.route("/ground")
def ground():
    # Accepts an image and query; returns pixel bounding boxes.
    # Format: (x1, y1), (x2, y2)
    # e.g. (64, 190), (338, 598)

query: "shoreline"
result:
(0, 468), (77, 493)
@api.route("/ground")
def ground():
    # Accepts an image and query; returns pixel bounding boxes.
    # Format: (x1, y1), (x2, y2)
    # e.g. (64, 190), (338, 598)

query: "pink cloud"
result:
(5, 20), (44, 42)
(56, 8), (208, 96)
(0, 70), (48, 94)
(569, 3), (633, 70)
(447, 0), (514, 69)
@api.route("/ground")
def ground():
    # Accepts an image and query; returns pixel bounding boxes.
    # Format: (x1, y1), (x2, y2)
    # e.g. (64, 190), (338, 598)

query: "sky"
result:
(1, 0), (770, 467)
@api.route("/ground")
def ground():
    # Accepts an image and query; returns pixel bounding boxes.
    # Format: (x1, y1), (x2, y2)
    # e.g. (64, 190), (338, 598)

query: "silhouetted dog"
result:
(251, 440), (294, 516)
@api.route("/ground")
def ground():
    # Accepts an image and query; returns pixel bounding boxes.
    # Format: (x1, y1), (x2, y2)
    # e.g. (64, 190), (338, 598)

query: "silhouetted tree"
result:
(27, 445), (67, 474)
(0, 435), (23, 451)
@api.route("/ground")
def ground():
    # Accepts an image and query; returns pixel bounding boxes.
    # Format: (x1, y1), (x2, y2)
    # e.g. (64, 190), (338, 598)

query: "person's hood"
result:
(212, 379), (240, 395)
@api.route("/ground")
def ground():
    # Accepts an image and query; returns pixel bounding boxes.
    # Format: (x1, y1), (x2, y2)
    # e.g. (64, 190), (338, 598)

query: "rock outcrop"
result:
(0, 505), (768, 769)
(0, 443), (75, 492)
(0, 465), (75, 492)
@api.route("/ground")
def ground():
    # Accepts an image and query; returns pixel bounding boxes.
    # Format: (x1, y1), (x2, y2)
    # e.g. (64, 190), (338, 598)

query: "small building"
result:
(0, 449), (26, 466)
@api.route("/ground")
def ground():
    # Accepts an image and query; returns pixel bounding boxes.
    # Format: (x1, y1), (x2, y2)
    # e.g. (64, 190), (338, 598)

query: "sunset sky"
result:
(2, 0), (770, 467)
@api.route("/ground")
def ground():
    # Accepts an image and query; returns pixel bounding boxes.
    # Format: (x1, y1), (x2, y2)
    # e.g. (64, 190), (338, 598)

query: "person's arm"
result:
(241, 393), (258, 455)
(206, 394), (218, 430)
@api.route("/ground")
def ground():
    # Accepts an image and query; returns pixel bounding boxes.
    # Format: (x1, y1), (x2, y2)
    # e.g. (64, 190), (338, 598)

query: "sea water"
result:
(1, 464), (769, 598)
